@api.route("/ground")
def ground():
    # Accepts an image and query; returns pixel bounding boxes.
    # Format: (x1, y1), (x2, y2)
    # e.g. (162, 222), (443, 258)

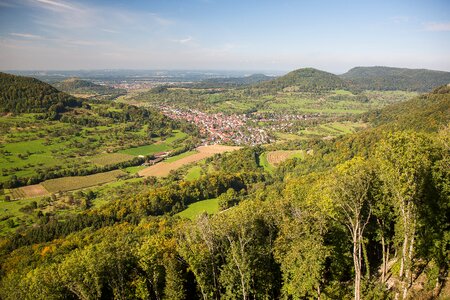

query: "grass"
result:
(176, 198), (219, 220)
(124, 165), (146, 174)
(259, 152), (275, 173)
(119, 130), (187, 156)
(165, 151), (198, 163)
(119, 143), (171, 156)
(185, 166), (202, 181)
(41, 170), (126, 193)
(90, 153), (135, 166)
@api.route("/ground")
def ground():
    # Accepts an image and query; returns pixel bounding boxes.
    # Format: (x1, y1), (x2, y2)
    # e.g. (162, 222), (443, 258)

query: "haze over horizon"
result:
(1, 0), (449, 73)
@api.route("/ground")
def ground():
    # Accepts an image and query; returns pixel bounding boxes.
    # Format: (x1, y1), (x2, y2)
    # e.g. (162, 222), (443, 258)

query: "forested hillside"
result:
(0, 72), (82, 113)
(366, 84), (450, 131)
(53, 78), (126, 99)
(0, 84), (448, 299)
(253, 67), (348, 93)
(341, 66), (450, 92)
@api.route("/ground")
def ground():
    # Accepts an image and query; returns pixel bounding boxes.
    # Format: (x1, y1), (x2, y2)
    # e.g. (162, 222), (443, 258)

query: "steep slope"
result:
(366, 84), (450, 132)
(0, 72), (81, 113)
(53, 78), (126, 98)
(253, 68), (347, 92)
(341, 66), (450, 92)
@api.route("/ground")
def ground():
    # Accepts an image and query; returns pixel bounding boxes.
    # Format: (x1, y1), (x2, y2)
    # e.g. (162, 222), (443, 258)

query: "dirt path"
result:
(138, 145), (240, 177)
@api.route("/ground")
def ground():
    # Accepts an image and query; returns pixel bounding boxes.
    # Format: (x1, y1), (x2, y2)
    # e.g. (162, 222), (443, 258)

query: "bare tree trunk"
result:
(353, 226), (362, 300)
(403, 222), (415, 300)
(381, 234), (386, 283)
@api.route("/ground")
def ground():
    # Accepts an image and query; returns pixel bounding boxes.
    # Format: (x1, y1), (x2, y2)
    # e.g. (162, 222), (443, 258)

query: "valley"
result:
(0, 67), (449, 300)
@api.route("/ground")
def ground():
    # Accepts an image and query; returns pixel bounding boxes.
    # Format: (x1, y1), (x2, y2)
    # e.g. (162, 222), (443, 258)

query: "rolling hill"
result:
(193, 73), (274, 88)
(341, 66), (450, 92)
(0, 72), (82, 113)
(253, 67), (348, 92)
(53, 78), (126, 99)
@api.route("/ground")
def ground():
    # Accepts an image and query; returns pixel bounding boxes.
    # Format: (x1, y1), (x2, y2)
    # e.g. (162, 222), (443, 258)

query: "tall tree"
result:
(329, 157), (374, 300)
(376, 131), (434, 299)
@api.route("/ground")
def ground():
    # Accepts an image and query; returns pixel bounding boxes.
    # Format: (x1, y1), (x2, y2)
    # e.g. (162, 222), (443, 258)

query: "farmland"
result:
(91, 153), (135, 166)
(138, 145), (240, 177)
(10, 184), (49, 199)
(260, 150), (305, 171)
(0, 103), (194, 188)
(41, 170), (127, 193)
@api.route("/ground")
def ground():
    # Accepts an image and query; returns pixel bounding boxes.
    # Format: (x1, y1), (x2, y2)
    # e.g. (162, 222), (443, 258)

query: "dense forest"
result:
(341, 66), (450, 92)
(0, 82), (448, 299)
(53, 78), (126, 99)
(0, 72), (82, 114)
(252, 68), (348, 93)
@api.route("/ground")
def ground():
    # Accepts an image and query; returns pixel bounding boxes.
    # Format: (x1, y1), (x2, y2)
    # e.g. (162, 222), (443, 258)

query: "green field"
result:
(259, 152), (275, 172)
(41, 170), (127, 193)
(90, 153), (135, 166)
(119, 143), (171, 156)
(176, 198), (219, 220)
(185, 165), (202, 181)
(165, 151), (198, 163)
(119, 131), (187, 156)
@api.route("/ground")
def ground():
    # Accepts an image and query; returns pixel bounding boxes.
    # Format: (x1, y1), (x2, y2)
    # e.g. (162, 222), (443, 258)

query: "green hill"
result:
(0, 72), (82, 113)
(53, 78), (126, 99)
(253, 68), (347, 92)
(341, 66), (450, 92)
(367, 84), (450, 132)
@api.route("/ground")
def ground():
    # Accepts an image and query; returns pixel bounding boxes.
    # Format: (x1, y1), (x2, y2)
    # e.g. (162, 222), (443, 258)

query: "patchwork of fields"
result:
(138, 145), (240, 177)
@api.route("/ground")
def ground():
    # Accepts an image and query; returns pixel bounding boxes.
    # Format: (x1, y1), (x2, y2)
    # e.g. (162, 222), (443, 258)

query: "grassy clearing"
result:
(266, 150), (304, 166)
(334, 89), (354, 95)
(90, 153), (135, 166)
(119, 130), (187, 156)
(259, 152), (275, 173)
(41, 170), (126, 193)
(176, 198), (219, 220)
(165, 151), (198, 163)
(274, 132), (305, 141)
(119, 143), (171, 156)
(124, 165), (146, 174)
(185, 166), (202, 181)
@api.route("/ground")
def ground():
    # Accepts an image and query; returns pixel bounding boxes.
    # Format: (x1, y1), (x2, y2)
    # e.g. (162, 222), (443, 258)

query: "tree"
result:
(376, 131), (434, 299)
(329, 157), (374, 300)
(177, 215), (221, 300)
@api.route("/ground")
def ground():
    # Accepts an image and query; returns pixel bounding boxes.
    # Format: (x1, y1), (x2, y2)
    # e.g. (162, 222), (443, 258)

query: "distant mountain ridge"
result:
(193, 73), (274, 88)
(0, 72), (81, 113)
(53, 78), (126, 99)
(340, 66), (450, 92)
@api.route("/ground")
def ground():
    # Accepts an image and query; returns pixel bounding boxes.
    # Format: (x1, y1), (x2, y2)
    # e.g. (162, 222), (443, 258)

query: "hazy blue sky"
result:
(0, 0), (449, 72)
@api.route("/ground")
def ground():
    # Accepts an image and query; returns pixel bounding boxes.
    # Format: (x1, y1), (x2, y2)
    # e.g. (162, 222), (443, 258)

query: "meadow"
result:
(176, 198), (219, 220)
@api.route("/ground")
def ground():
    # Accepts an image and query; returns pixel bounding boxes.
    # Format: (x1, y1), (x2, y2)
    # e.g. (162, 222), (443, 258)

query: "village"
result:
(157, 105), (322, 145)
(158, 106), (272, 145)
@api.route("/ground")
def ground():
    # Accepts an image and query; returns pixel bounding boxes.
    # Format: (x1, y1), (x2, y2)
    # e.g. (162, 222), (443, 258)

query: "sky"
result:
(0, 0), (449, 73)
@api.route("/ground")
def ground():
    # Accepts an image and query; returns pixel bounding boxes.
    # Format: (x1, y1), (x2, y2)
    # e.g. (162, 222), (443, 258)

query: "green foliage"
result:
(0, 72), (82, 114)
(53, 78), (126, 99)
(254, 68), (348, 93)
(341, 66), (450, 92)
